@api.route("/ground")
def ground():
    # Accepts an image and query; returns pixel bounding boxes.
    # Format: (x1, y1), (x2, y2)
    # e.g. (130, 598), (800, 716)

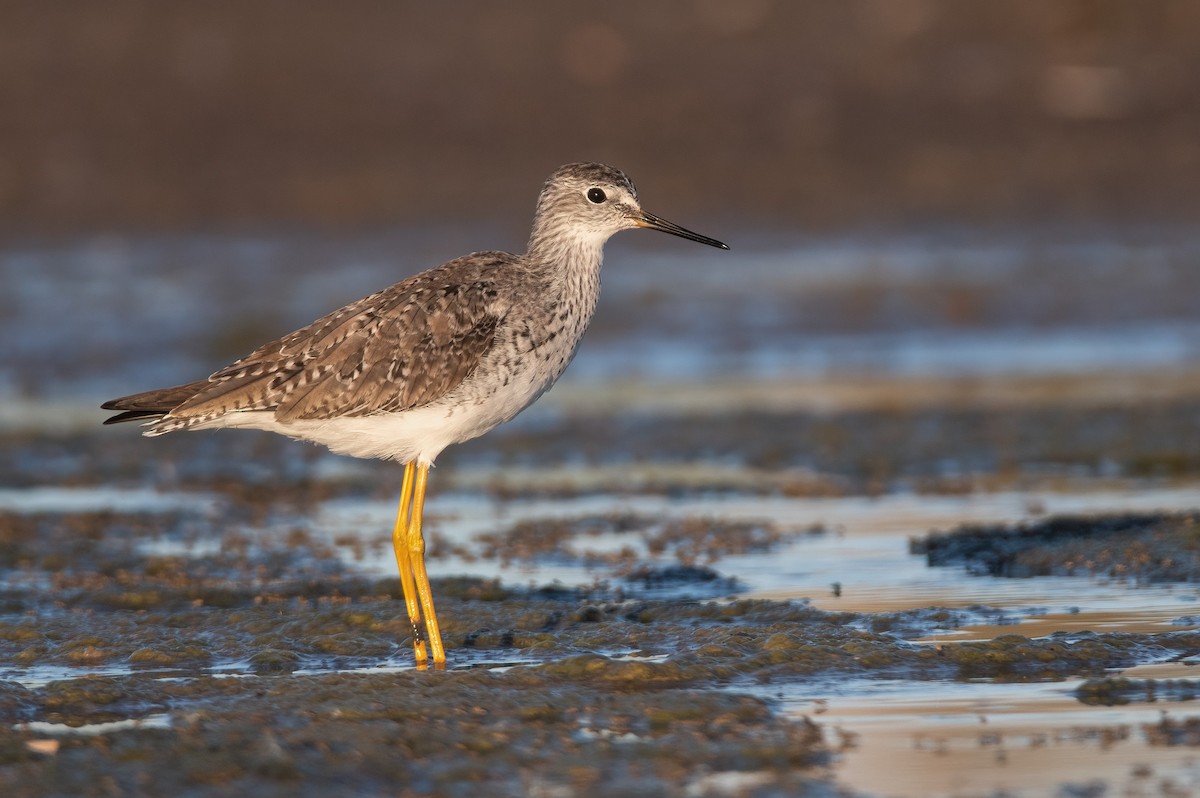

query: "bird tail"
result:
(101, 380), (211, 426)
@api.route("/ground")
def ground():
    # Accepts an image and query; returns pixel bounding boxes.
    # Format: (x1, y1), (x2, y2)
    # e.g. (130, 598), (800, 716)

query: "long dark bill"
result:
(633, 210), (729, 250)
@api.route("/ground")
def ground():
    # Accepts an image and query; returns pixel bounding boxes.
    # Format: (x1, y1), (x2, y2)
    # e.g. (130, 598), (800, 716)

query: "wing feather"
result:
(159, 254), (511, 428)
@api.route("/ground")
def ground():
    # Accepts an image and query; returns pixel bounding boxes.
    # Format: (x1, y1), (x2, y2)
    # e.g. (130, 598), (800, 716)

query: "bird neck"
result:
(525, 228), (607, 286)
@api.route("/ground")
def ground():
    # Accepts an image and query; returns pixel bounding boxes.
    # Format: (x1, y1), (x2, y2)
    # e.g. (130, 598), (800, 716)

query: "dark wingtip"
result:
(103, 409), (165, 425)
(101, 380), (210, 425)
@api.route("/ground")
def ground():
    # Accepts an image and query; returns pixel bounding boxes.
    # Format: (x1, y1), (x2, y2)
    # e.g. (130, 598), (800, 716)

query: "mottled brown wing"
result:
(165, 265), (505, 425)
(273, 282), (500, 421)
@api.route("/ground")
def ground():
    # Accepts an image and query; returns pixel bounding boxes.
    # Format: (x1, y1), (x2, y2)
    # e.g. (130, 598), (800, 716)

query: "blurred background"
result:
(3, 0), (1199, 233)
(1, 0), (1198, 473)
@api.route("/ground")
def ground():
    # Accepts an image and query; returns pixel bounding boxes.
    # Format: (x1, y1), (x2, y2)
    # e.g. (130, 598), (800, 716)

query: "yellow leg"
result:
(391, 462), (428, 664)
(407, 463), (446, 666)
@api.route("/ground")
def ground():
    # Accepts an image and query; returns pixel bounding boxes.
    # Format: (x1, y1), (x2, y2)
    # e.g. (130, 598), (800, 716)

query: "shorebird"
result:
(102, 163), (729, 667)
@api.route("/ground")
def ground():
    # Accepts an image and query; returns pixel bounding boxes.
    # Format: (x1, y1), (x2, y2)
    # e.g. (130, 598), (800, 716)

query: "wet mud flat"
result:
(0, 498), (845, 797)
(0, 658), (831, 798)
(2, 513), (1200, 798)
(3, 391), (1200, 796)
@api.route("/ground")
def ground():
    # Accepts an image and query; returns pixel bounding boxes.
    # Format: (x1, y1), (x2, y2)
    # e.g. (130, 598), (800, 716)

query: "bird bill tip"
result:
(632, 211), (729, 250)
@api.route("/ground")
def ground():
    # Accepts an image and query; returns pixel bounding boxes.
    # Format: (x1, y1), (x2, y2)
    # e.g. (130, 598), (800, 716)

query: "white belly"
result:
(191, 365), (552, 465)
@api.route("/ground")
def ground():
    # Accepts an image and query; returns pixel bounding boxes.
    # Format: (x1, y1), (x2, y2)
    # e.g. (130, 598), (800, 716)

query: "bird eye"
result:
(586, 187), (606, 204)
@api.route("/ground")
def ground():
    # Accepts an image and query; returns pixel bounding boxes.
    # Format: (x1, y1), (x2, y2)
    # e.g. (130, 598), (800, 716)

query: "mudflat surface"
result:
(5, 383), (1200, 795)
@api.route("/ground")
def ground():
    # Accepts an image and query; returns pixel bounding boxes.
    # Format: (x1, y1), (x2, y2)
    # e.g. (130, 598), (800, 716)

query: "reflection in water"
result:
(770, 676), (1200, 798)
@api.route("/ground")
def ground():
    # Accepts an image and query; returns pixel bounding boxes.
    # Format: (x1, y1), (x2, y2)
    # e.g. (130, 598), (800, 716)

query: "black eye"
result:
(587, 187), (606, 204)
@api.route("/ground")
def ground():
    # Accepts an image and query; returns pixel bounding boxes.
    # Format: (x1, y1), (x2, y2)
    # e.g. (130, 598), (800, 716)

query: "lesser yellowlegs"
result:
(102, 162), (729, 667)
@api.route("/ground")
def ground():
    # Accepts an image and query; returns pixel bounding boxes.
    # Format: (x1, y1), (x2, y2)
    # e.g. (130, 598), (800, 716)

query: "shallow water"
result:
(11, 479), (1197, 642)
(314, 483), (1200, 631)
(0, 486), (218, 514)
(774, 674), (1200, 798)
(16, 714), (173, 737)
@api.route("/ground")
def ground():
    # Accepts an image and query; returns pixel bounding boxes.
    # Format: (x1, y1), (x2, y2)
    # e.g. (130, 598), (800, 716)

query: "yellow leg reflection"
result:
(407, 463), (446, 665)
(391, 462), (428, 665)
